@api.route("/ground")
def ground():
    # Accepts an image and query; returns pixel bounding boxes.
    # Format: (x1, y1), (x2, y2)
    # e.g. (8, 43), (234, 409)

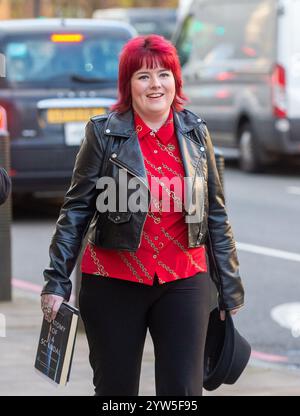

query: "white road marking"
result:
(287, 186), (300, 195)
(237, 242), (300, 263)
(271, 303), (300, 338)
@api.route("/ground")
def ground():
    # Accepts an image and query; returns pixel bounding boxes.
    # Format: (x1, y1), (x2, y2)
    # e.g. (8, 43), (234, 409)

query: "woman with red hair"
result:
(41, 35), (244, 396)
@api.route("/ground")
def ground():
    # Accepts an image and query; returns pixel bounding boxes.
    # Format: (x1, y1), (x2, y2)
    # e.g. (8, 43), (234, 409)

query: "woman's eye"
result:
(138, 75), (148, 80)
(160, 72), (170, 77)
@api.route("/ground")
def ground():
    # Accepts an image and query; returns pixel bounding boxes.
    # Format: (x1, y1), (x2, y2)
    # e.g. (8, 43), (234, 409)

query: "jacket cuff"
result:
(41, 279), (72, 301)
(218, 295), (244, 311)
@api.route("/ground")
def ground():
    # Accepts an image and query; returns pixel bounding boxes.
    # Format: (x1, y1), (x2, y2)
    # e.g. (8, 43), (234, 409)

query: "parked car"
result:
(92, 7), (177, 40)
(173, 0), (300, 172)
(0, 18), (136, 195)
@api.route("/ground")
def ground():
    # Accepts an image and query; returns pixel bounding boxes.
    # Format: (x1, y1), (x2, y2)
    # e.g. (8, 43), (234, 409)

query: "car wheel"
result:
(238, 124), (264, 173)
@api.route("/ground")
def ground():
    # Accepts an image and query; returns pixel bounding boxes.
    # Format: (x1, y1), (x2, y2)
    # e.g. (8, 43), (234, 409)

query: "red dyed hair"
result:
(111, 35), (188, 113)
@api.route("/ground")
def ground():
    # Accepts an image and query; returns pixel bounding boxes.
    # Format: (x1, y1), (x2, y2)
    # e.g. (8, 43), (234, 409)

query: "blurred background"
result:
(0, 0), (300, 396)
(0, 0), (178, 19)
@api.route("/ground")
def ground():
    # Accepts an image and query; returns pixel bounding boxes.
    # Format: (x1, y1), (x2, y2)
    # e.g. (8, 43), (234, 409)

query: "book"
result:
(34, 302), (79, 386)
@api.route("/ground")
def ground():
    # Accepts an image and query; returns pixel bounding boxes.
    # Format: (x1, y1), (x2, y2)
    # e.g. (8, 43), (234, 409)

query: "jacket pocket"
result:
(107, 212), (132, 224)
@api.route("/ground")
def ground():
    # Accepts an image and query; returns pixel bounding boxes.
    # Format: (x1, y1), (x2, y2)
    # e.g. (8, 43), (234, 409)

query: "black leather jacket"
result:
(42, 108), (244, 310)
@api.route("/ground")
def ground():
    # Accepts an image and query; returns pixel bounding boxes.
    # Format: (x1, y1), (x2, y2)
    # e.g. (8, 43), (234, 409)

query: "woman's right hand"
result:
(41, 293), (65, 322)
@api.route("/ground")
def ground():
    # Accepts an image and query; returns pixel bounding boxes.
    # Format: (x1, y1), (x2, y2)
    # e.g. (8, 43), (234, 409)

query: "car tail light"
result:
(271, 64), (287, 118)
(0, 105), (7, 131)
(51, 33), (84, 43)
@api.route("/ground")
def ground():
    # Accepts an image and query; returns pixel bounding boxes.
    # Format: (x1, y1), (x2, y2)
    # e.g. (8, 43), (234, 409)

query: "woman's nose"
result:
(150, 75), (161, 88)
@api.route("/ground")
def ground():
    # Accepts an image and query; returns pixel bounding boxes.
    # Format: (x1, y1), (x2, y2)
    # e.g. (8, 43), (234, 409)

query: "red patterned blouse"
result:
(81, 109), (207, 285)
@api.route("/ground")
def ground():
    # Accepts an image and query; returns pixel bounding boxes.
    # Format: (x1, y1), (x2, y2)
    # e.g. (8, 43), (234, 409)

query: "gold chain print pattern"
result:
(161, 227), (204, 271)
(142, 231), (160, 254)
(147, 211), (161, 224)
(161, 162), (184, 179)
(155, 139), (183, 164)
(88, 244), (109, 277)
(129, 252), (153, 281)
(144, 157), (163, 174)
(145, 167), (183, 210)
(144, 157), (184, 180)
(144, 156), (185, 223)
(117, 252), (144, 283)
(157, 260), (180, 279)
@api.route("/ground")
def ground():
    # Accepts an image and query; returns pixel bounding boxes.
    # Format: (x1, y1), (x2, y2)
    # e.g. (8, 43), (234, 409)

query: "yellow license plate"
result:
(47, 107), (106, 124)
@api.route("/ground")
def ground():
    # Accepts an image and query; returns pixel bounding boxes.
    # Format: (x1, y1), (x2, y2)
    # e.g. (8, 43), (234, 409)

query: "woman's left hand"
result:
(220, 308), (241, 321)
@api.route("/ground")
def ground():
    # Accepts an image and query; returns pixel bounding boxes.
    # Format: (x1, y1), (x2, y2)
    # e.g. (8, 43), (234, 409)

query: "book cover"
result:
(34, 302), (79, 386)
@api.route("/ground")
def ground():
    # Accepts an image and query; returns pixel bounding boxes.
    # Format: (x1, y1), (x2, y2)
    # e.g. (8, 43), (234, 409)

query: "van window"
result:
(3, 32), (129, 87)
(175, 15), (196, 66)
(176, 0), (275, 67)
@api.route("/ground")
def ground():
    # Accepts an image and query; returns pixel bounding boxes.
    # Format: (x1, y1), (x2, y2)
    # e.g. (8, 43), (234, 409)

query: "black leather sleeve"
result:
(203, 124), (244, 310)
(41, 120), (104, 300)
(0, 167), (11, 205)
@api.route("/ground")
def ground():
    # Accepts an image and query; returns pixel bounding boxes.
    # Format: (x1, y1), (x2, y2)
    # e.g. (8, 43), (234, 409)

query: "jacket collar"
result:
(104, 108), (203, 138)
(134, 109), (174, 144)
(103, 108), (204, 191)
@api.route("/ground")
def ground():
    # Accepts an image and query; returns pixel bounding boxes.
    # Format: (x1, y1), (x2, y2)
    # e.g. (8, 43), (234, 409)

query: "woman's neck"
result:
(134, 108), (171, 131)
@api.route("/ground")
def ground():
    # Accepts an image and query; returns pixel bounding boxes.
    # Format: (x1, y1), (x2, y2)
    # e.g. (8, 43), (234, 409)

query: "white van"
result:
(173, 0), (300, 172)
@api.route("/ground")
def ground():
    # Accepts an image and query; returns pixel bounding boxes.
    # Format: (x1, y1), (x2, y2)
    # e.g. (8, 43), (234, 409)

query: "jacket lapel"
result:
(104, 109), (204, 188)
(105, 111), (149, 189)
(173, 111), (203, 182)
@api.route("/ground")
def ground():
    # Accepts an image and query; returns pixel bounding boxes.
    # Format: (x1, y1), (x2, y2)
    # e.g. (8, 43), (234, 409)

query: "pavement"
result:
(1, 289), (300, 396)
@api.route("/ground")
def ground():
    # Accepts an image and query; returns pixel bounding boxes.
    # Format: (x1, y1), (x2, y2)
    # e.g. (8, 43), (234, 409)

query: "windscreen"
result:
(176, 0), (275, 67)
(2, 31), (130, 87)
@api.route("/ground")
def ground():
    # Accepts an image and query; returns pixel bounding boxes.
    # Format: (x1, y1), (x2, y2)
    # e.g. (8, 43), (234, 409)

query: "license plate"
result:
(47, 107), (106, 123)
(64, 122), (86, 146)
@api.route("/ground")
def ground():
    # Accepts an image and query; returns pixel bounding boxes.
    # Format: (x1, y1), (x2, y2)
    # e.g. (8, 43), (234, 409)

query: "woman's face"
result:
(131, 64), (176, 119)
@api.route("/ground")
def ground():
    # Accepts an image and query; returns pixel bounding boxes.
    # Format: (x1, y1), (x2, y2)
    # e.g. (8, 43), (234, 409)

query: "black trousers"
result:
(79, 271), (211, 396)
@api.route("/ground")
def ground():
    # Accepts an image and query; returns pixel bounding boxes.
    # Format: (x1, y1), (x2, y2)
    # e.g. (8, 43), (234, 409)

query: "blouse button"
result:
(154, 236), (159, 240)
(154, 150), (158, 154)
(158, 242), (164, 249)
(153, 254), (157, 259)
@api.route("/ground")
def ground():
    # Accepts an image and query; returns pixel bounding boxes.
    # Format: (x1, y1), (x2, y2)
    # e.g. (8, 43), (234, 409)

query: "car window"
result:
(131, 18), (175, 39)
(3, 32), (129, 86)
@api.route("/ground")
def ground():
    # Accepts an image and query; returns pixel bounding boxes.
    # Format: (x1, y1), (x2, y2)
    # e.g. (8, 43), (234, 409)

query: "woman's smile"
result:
(147, 93), (164, 99)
